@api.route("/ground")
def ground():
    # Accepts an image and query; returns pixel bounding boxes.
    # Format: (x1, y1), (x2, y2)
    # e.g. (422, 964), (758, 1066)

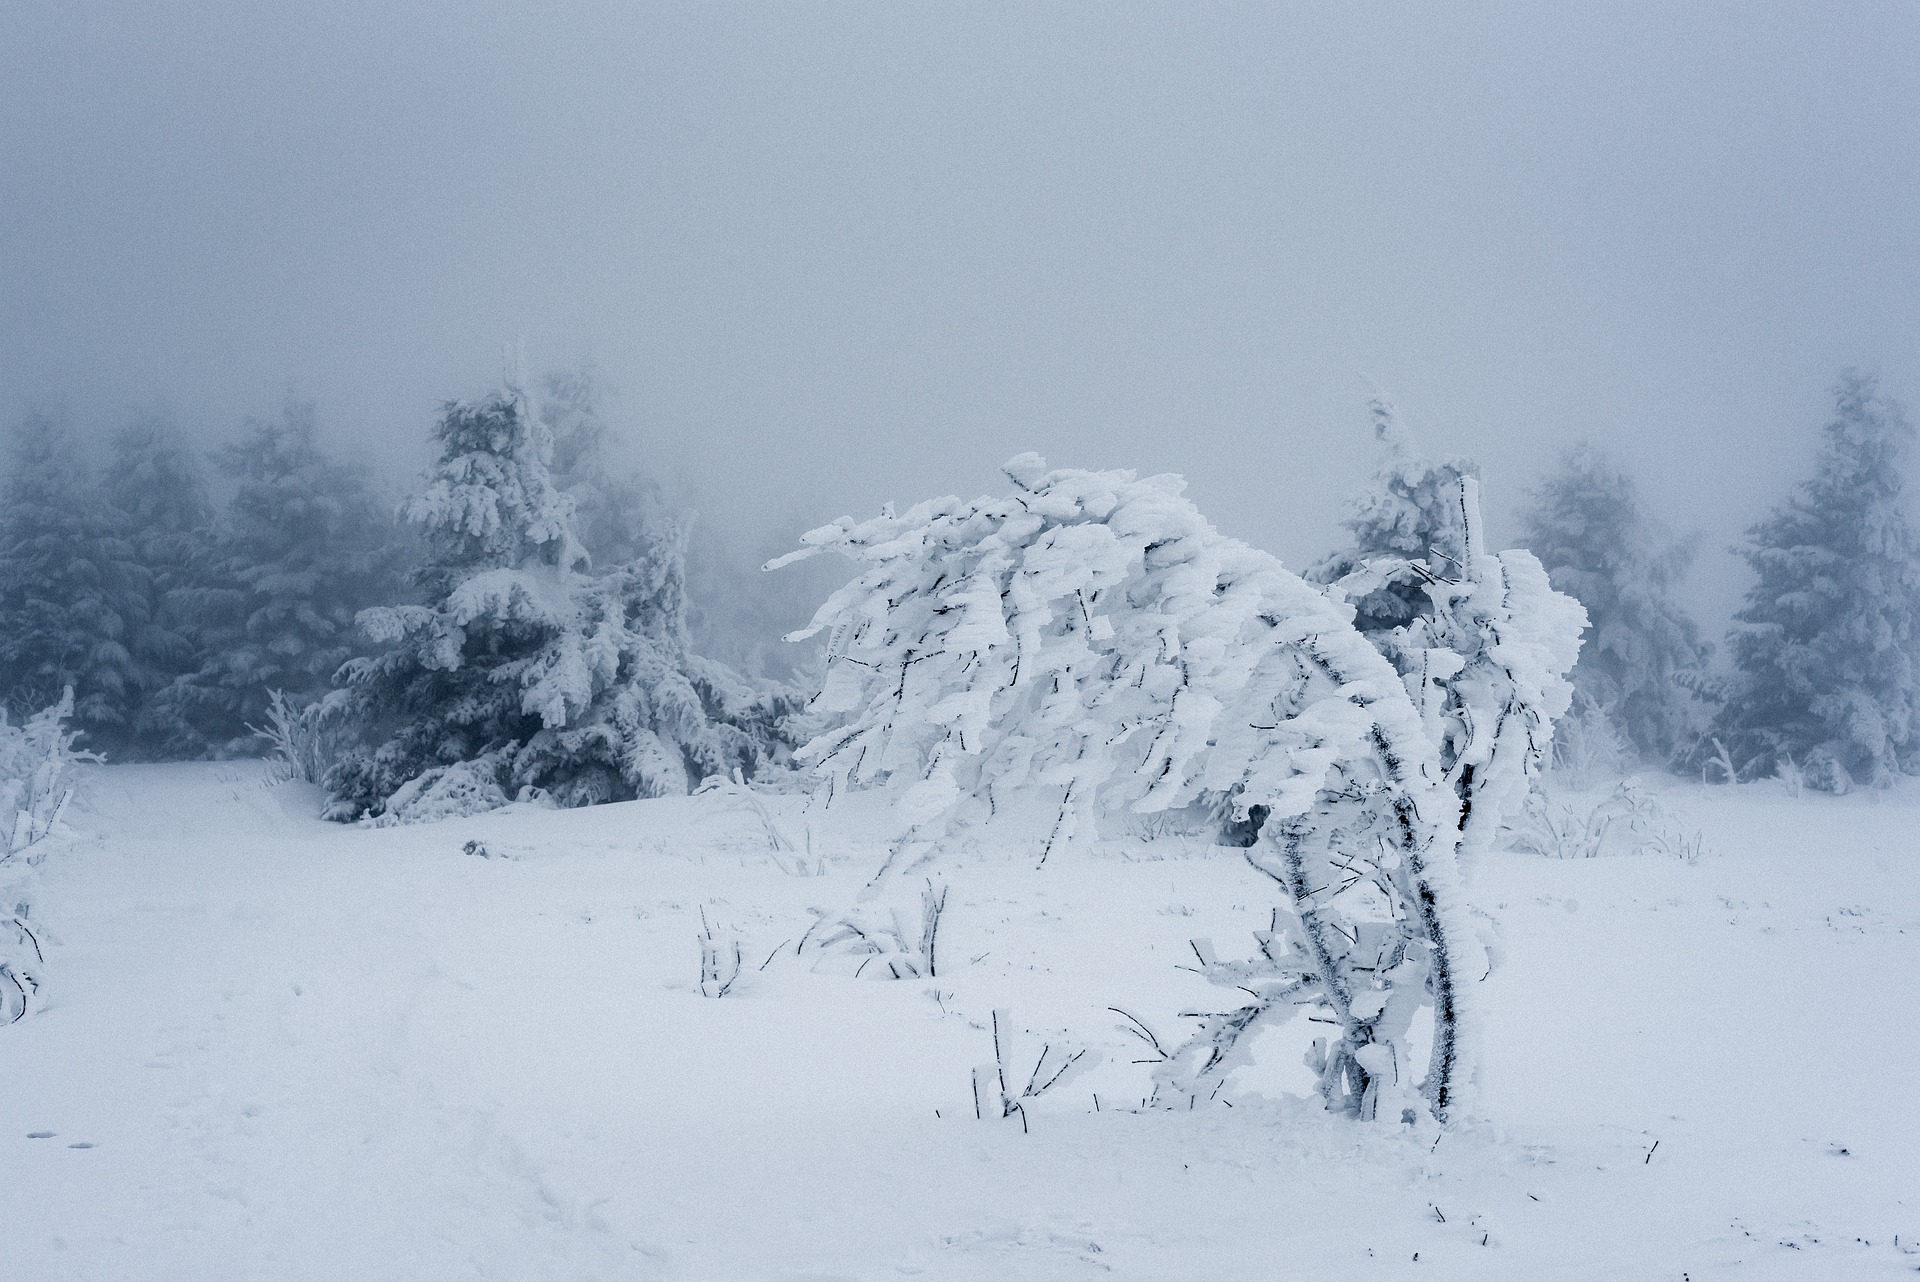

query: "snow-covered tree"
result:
(775, 454), (1478, 1121)
(1307, 394), (1479, 642)
(1313, 401), (1586, 863)
(1519, 444), (1709, 765)
(543, 364), (664, 569)
(101, 419), (218, 756)
(154, 399), (409, 755)
(324, 374), (798, 823)
(1709, 371), (1920, 788)
(0, 417), (151, 749)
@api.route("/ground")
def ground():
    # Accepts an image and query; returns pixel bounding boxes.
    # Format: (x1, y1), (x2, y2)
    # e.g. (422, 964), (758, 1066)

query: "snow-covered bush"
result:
(799, 881), (947, 980)
(324, 372), (801, 824)
(697, 907), (744, 998)
(1, 688), (95, 857)
(972, 1011), (1091, 1131)
(1708, 371), (1920, 789)
(1546, 691), (1631, 790)
(249, 688), (353, 785)
(1313, 404), (1587, 864)
(1, 688), (97, 1024)
(1508, 778), (1703, 862)
(775, 454), (1477, 1121)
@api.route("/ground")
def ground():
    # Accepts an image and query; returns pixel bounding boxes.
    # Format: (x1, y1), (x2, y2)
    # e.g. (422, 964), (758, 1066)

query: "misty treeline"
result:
(2, 366), (1917, 815)
(0, 367), (826, 803)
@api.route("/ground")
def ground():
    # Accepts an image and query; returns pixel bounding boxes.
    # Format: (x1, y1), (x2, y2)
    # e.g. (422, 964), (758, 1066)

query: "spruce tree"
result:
(1519, 444), (1709, 765)
(0, 417), (149, 749)
(101, 419), (217, 755)
(156, 400), (408, 754)
(1711, 370), (1920, 788)
(324, 375), (796, 823)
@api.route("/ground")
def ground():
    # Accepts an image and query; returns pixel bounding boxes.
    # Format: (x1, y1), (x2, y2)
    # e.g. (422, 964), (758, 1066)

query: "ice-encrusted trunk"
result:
(1162, 627), (1471, 1122)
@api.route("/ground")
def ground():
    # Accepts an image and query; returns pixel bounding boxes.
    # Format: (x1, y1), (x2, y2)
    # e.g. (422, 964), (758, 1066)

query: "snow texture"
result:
(6, 759), (1918, 1280)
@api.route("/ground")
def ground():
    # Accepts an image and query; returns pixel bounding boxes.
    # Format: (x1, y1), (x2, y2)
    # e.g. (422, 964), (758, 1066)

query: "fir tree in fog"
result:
(1519, 444), (1710, 766)
(155, 400), (408, 755)
(100, 419), (217, 756)
(0, 418), (150, 750)
(540, 363), (837, 683)
(543, 365), (664, 571)
(323, 375), (799, 823)
(1709, 371), (1920, 788)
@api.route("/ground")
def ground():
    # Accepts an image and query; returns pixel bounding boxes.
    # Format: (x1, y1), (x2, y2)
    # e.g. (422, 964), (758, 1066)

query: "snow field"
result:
(5, 762), (1919, 1279)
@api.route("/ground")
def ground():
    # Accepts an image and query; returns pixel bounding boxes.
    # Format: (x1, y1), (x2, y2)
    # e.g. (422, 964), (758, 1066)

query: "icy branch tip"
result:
(1001, 452), (1049, 489)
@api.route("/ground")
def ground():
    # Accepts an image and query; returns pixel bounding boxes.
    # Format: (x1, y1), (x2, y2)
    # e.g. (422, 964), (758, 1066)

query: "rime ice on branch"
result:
(1313, 401), (1586, 863)
(773, 454), (1485, 1121)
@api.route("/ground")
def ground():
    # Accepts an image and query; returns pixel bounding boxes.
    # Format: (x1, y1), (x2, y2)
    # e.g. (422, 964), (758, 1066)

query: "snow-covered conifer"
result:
(155, 399), (408, 754)
(1519, 444), (1709, 765)
(101, 419), (218, 755)
(543, 364), (663, 570)
(324, 374), (797, 822)
(0, 417), (150, 750)
(1709, 371), (1920, 788)
(776, 455), (1477, 1121)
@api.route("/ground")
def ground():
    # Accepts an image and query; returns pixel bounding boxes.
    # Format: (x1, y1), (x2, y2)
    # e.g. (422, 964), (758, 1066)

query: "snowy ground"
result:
(6, 762), (1919, 1280)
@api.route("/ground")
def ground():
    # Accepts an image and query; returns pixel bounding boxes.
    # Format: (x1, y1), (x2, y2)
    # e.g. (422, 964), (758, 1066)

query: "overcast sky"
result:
(5, 2), (1918, 630)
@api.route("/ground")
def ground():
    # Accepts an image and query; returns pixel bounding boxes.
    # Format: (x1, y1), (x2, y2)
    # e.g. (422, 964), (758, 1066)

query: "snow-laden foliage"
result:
(1307, 394), (1480, 642)
(157, 400), (409, 756)
(1316, 411), (1586, 863)
(775, 454), (1477, 1121)
(324, 375), (800, 823)
(1709, 371), (1920, 789)
(250, 688), (352, 785)
(0, 688), (94, 857)
(0, 688), (97, 1024)
(1520, 444), (1710, 765)
(0, 417), (153, 749)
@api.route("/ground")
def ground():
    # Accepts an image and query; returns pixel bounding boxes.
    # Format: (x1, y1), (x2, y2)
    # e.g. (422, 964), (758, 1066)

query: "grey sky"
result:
(5, 2), (1918, 632)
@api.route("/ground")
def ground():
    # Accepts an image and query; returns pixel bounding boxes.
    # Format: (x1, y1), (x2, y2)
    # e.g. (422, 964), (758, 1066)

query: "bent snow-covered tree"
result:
(324, 374), (798, 823)
(1314, 401), (1585, 862)
(774, 454), (1477, 1121)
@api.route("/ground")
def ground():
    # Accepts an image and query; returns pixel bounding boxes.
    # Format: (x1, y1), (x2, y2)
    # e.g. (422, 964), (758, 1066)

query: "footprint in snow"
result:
(68, 1142), (96, 1149)
(27, 1131), (54, 1139)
